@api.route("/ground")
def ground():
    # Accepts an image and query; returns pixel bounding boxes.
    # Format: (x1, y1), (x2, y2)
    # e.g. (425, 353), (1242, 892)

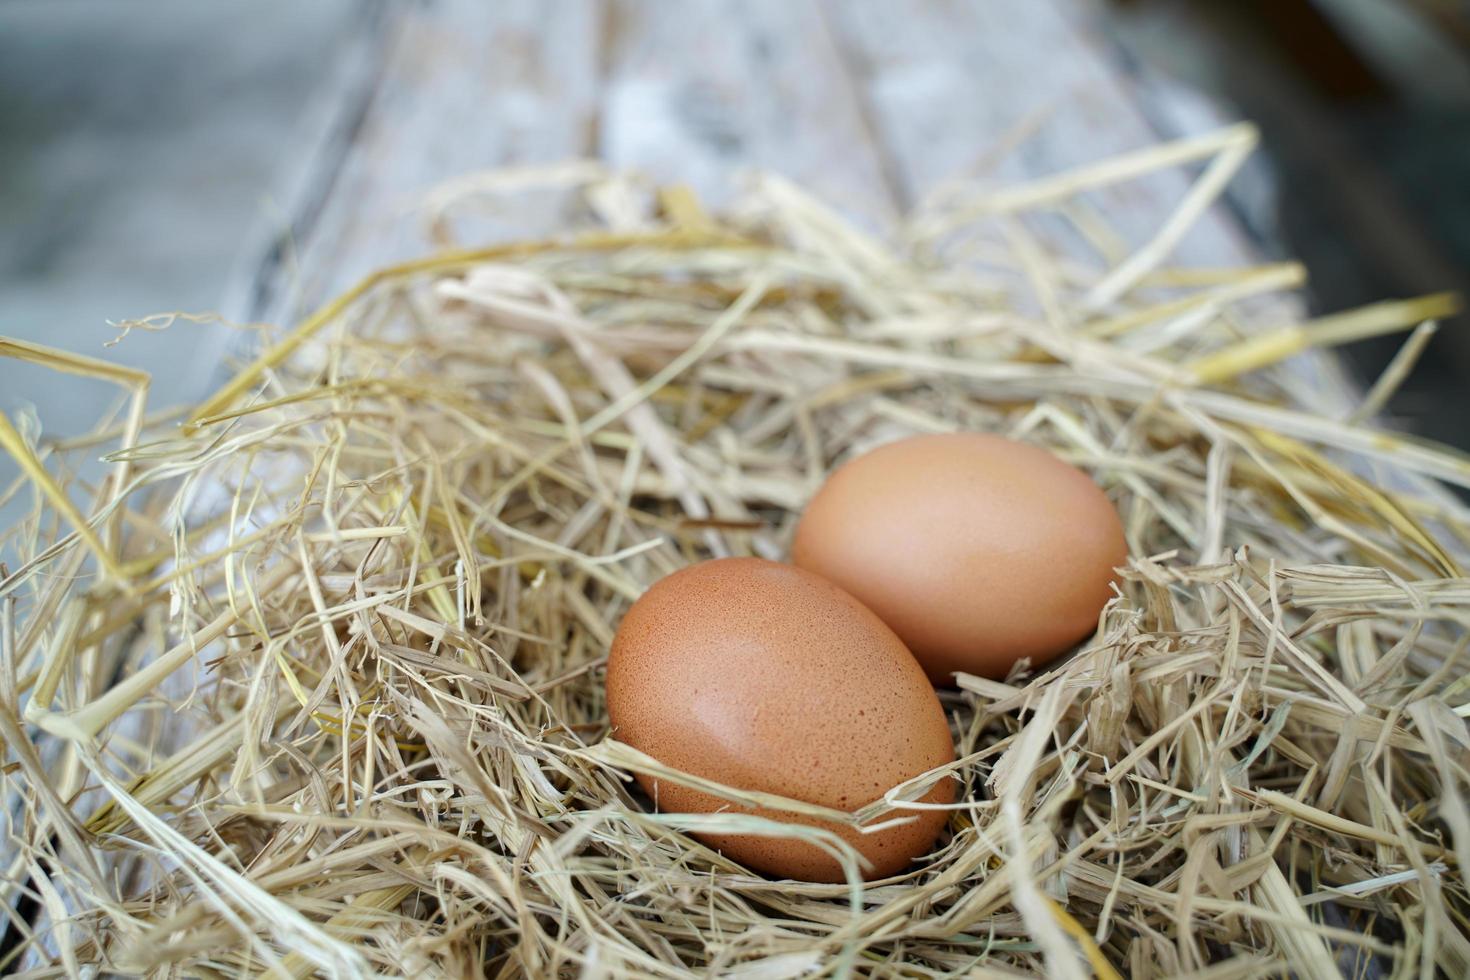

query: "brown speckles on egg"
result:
(605, 558), (955, 883)
(792, 433), (1128, 684)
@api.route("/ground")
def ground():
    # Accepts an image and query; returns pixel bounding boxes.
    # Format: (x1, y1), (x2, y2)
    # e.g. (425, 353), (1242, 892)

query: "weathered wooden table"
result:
(215, 0), (1361, 425)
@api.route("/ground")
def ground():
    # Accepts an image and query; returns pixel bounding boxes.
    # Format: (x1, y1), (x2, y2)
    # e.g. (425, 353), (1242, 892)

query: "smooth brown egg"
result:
(792, 432), (1127, 684)
(605, 558), (954, 883)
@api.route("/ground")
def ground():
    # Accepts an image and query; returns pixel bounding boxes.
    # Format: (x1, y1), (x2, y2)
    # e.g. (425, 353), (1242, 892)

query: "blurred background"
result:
(2, 0), (1468, 535)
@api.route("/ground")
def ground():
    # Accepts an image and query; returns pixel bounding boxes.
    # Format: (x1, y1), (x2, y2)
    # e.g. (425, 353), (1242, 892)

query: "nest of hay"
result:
(2, 125), (1468, 978)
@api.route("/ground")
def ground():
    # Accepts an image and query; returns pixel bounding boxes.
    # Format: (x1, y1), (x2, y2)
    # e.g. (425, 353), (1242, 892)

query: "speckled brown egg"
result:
(792, 432), (1127, 684)
(605, 558), (954, 883)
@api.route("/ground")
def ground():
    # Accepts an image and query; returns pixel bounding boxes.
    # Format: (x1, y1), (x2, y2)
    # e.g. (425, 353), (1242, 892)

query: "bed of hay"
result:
(1, 125), (1468, 979)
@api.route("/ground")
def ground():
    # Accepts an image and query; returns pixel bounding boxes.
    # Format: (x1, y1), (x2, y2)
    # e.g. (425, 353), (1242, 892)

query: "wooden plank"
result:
(598, 0), (900, 229)
(241, 0), (602, 328)
(822, 0), (1258, 264)
(214, 1), (389, 328)
(823, 0), (1367, 417)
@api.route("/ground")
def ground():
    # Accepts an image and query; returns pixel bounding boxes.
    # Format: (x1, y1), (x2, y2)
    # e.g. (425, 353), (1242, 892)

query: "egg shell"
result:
(792, 432), (1127, 684)
(605, 557), (955, 883)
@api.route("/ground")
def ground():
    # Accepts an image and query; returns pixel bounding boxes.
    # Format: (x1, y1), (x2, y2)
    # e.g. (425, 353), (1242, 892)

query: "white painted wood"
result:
(598, 0), (899, 230)
(248, 0), (602, 328)
(213, 3), (389, 329)
(824, 0), (1259, 262)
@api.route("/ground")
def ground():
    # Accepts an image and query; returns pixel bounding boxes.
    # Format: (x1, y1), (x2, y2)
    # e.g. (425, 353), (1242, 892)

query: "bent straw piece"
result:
(1084, 128), (1257, 310)
(185, 249), (499, 433)
(190, 377), (399, 428)
(0, 410), (125, 586)
(0, 334), (153, 559)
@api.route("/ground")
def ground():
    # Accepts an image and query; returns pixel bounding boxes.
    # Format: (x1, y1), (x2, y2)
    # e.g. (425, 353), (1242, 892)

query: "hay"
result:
(2, 125), (1468, 978)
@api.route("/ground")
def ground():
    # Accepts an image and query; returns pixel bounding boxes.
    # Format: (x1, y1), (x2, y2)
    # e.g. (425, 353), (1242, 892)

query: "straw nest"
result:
(2, 125), (1468, 979)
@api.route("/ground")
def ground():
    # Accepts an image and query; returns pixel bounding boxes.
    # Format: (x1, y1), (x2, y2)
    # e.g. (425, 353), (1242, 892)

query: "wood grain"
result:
(244, 0), (602, 328)
(824, 0), (1262, 265)
(598, 0), (900, 229)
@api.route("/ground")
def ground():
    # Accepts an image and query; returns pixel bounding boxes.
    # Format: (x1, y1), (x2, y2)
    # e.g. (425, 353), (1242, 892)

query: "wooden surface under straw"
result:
(2, 128), (1469, 978)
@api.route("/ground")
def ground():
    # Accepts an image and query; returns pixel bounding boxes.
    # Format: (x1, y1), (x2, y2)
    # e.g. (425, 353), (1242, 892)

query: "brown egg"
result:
(792, 432), (1127, 684)
(606, 558), (954, 883)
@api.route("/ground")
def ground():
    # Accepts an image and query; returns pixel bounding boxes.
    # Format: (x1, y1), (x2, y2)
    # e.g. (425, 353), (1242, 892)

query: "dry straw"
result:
(2, 123), (1468, 978)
